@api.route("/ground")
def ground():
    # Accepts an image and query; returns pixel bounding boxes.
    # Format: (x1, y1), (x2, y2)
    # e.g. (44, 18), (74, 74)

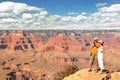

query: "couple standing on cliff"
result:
(88, 37), (105, 73)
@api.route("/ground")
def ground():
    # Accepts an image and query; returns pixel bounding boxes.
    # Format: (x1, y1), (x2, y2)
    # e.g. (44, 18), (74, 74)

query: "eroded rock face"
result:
(0, 31), (83, 53)
(0, 30), (120, 80)
(0, 30), (43, 51)
(44, 34), (82, 52)
(0, 30), (120, 69)
(6, 65), (43, 80)
(0, 30), (120, 54)
(47, 56), (88, 67)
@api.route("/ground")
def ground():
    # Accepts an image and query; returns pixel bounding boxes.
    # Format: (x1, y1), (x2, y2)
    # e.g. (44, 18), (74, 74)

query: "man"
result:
(88, 37), (100, 72)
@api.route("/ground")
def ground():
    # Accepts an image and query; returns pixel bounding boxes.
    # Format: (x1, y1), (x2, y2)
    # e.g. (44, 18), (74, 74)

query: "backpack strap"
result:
(93, 42), (99, 48)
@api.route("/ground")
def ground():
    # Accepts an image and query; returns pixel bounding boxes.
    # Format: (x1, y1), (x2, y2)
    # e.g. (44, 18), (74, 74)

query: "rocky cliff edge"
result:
(63, 68), (120, 80)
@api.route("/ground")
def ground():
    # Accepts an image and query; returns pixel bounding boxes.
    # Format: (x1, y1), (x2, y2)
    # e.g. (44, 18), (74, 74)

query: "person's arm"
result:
(101, 46), (105, 54)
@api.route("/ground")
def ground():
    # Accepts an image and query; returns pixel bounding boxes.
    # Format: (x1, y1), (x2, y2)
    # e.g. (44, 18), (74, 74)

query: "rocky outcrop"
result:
(63, 69), (120, 80)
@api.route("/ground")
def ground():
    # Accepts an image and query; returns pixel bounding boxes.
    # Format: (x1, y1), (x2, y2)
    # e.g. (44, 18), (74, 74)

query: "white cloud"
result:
(61, 16), (72, 22)
(72, 15), (87, 22)
(99, 4), (120, 12)
(0, 12), (10, 18)
(1, 18), (17, 22)
(40, 11), (48, 16)
(22, 13), (33, 19)
(81, 12), (86, 15)
(68, 12), (79, 15)
(0, 1), (43, 14)
(13, 3), (28, 14)
(0, 1), (120, 30)
(0, 2), (14, 12)
(91, 12), (118, 17)
(96, 2), (107, 7)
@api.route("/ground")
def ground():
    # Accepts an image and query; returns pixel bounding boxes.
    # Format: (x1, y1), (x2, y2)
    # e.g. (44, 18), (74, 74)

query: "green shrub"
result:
(52, 65), (78, 80)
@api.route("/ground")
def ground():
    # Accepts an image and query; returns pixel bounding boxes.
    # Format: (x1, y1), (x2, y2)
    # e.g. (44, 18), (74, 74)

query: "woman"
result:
(98, 40), (105, 73)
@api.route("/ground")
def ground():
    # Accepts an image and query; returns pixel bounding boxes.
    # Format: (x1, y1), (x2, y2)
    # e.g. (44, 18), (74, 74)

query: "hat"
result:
(98, 40), (103, 43)
(93, 37), (98, 40)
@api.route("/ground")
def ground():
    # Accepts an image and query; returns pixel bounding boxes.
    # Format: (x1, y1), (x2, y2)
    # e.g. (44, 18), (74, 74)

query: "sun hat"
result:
(98, 40), (104, 43)
(93, 37), (98, 40)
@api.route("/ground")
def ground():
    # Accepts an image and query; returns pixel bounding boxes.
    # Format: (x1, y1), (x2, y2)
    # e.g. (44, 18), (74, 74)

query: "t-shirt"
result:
(90, 42), (100, 54)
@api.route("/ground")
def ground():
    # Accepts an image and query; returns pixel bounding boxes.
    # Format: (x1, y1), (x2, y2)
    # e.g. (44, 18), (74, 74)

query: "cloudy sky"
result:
(0, 0), (120, 30)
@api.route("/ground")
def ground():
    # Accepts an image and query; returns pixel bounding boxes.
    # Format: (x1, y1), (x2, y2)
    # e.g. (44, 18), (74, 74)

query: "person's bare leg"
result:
(96, 58), (100, 72)
(88, 55), (94, 72)
(88, 63), (93, 72)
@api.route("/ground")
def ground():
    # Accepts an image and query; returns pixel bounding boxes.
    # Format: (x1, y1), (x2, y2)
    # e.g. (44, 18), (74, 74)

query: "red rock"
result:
(44, 34), (82, 52)
(0, 31), (43, 51)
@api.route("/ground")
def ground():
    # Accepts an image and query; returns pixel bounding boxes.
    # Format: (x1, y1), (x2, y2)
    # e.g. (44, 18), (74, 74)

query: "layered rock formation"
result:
(0, 30), (119, 54)
(44, 33), (81, 52)
(0, 30), (120, 69)
(0, 30), (120, 80)
(6, 65), (44, 80)
(0, 30), (43, 51)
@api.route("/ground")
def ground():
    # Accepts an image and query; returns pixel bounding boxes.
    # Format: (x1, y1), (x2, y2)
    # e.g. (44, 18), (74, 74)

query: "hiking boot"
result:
(88, 69), (92, 72)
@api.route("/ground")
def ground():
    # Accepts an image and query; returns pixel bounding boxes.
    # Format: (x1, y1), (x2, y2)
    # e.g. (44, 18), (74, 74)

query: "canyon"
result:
(0, 30), (120, 80)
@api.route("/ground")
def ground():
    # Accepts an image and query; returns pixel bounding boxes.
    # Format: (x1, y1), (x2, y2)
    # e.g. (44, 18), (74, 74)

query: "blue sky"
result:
(1, 0), (119, 15)
(0, 0), (120, 30)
